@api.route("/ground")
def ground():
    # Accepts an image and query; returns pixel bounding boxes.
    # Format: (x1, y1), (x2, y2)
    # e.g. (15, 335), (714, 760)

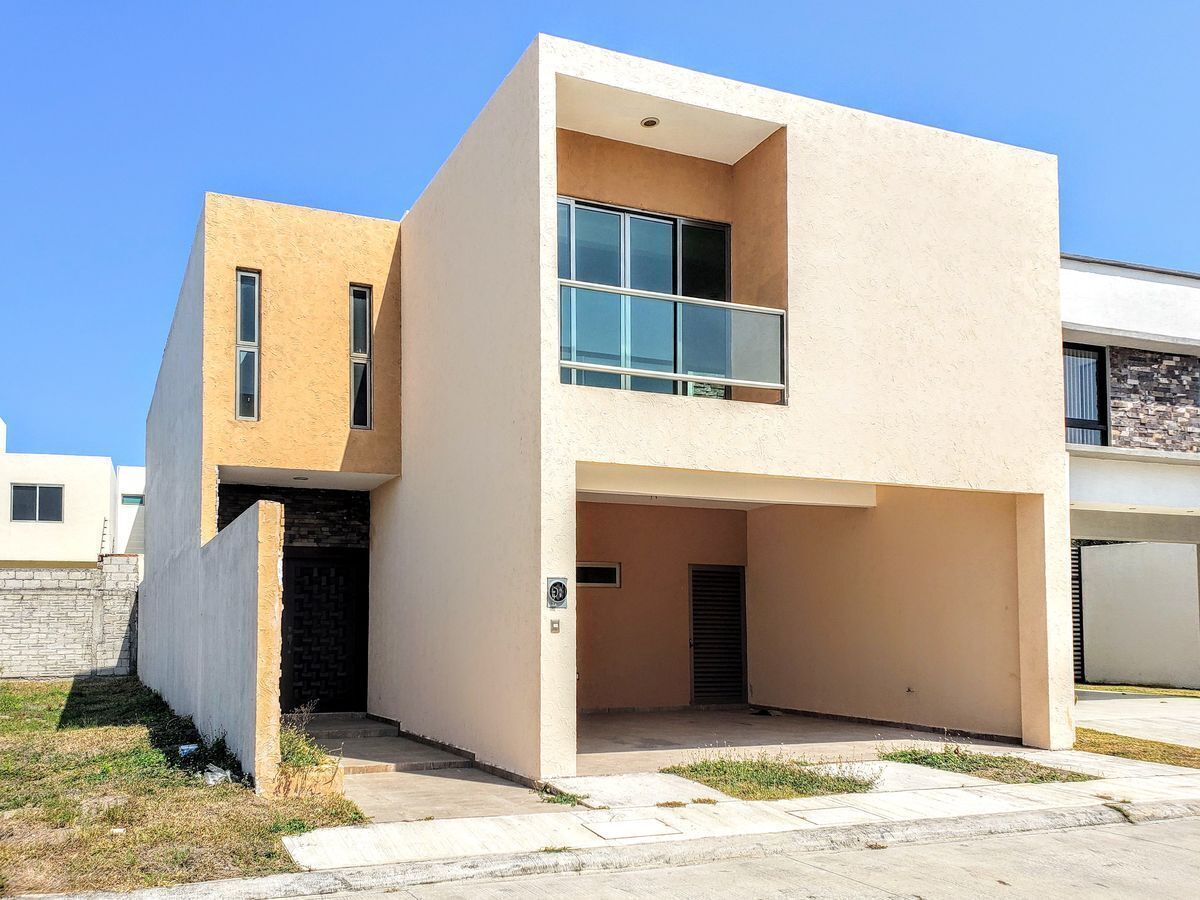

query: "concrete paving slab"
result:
(998, 747), (1196, 778)
(814, 760), (995, 792)
(1076, 694), (1200, 748)
(546, 772), (732, 808)
(343, 768), (558, 823)
(582, 817), (680, 840)
(792, 807), (885, 826)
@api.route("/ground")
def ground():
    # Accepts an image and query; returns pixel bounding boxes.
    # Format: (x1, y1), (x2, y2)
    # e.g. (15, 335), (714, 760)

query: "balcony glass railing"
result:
(559, 280), (786, 399)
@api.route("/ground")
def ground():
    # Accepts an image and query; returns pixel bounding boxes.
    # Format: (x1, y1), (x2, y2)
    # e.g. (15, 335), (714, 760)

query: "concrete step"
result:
(290, 713), (400, 740)
(320, 735), (474, 775)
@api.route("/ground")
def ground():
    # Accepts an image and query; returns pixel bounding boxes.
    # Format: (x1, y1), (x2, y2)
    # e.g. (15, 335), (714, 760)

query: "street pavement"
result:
(302, 816), (1200, 898)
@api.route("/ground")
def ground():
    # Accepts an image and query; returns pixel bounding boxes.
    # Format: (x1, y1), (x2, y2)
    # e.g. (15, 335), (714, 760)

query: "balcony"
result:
(559, 280), (787, 401)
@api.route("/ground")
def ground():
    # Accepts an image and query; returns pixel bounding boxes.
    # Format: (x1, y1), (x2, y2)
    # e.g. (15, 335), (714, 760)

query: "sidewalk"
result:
(283, 747), (1200, 870)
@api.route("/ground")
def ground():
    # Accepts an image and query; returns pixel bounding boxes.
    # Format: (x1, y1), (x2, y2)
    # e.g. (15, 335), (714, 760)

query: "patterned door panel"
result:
(281, 549), (369, 713)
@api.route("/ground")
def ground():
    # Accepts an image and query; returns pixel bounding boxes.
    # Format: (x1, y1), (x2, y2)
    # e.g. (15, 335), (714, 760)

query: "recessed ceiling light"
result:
(293, 476), (310, 481)
(640, 116), (659, 128)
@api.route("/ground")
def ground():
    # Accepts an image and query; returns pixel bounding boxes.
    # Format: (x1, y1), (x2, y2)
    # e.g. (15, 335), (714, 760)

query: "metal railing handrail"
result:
(560, 360), (786, 391)
(558, 279), (785, 317)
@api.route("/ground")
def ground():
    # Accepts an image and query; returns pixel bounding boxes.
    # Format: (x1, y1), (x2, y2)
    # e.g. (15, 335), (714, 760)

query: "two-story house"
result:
(140, 36), (1073, 788)
(1063, 257), (1200, 690)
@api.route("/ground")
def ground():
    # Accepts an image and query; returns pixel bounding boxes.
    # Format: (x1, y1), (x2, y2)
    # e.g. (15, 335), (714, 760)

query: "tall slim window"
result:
(1064, 343), (1107, 445)
(236, 270), (260, 420)
(11, 484), (63, 522)
(350, 284), (372, 429)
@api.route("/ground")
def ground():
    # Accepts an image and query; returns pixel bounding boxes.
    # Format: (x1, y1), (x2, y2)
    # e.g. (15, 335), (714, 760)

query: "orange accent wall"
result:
(576, 501), (747, 710)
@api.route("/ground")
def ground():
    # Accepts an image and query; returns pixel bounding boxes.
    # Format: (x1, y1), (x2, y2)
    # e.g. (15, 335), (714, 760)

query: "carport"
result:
(574, 468), (1034, 773)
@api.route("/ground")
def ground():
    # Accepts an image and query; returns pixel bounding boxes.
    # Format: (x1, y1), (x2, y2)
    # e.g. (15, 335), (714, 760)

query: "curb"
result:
(31, 799), (1200, 900)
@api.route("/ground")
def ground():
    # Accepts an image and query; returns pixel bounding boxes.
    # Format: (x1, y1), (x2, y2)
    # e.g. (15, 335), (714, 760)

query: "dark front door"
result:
(281, 548), (369, 713)
(689, 565), (747, 705)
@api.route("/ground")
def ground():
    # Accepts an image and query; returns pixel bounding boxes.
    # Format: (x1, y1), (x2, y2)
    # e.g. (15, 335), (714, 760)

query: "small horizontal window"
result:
(121, 494), (145, 506)
(577, 562), (620, 588)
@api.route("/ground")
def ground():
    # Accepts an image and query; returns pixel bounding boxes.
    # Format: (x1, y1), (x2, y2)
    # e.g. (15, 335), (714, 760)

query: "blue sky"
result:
(2, 2), (1196, 465)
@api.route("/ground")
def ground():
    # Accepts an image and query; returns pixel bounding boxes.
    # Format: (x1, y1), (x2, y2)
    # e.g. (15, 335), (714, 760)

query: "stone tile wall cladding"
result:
(0, 554), (139, 678)
(217, 484), (369, 548)
(1108, 347), (1200, 452)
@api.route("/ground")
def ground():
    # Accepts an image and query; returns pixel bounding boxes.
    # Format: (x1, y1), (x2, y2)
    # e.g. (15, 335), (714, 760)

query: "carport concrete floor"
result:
(576, 708), (1011, 775)
(1075, 692), (1200, 748)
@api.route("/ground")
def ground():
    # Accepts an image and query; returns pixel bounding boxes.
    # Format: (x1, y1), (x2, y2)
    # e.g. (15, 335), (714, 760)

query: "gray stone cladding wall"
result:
(0, 554), (138, 678)
(1108, 347), (1200, 452)
(217, 484), (369, 549)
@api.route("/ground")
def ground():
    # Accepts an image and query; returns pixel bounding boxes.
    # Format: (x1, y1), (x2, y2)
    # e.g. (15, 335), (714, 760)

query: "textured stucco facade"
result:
(199, 194), (401, 543)
(575, 502), (747, 711)
(145, 35), (1077, 782)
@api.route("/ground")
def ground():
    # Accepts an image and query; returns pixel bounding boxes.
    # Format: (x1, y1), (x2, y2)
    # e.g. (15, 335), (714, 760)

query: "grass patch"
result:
(0, 677), (362, 896)
(1077, 682), (1200, 700)
(1075, 727), (1200, 769)
(539, 789), (584, 806)
(880, 746), (1094, 784)
(663, 753), (875, 801)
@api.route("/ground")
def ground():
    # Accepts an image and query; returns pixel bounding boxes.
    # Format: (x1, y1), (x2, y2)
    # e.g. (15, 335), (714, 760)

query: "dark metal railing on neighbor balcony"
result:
(558, 280), (787, 401)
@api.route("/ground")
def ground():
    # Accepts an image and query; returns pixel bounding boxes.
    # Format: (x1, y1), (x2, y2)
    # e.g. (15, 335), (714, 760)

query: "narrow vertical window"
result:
(236, 270), (260, 420)
(1064, 343), (1107, 445)
(350, 285), (372, 429)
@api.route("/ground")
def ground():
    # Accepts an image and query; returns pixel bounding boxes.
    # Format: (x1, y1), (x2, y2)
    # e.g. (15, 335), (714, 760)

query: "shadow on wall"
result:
(339, 230), (402, 475)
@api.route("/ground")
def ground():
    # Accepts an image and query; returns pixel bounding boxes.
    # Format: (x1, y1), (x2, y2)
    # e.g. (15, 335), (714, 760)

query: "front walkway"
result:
(284, 748), (1200, 869)
(1076, 692), (1200, 748)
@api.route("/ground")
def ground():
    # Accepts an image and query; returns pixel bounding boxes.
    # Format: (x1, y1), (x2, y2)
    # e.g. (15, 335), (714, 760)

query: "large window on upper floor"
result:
(1064, 343), (1107, 445)
(236, 269), (260, 421)
(557, 198), (784, 400)
(11, 484), (63, 522)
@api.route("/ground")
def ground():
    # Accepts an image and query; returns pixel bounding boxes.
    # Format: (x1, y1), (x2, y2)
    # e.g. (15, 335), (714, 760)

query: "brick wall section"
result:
(1108, 347), (1200, 452)
(0, 555), (138, 678)
(217, 485), (369, 549)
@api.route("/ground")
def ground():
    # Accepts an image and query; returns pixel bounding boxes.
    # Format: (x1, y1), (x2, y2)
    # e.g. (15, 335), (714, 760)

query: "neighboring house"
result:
(140, 35), (1074, 787)
(0, 416), (145, 565)
(1062, 257), (1200, 689)
(0, 417), (144, 678)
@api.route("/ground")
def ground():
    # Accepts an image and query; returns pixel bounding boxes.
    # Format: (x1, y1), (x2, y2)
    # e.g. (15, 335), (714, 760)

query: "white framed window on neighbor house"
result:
(11, 484), (64, 522)
(576, 562), (621, 588)
(350, 284), (372, 429)
(236, 269), (261, 421)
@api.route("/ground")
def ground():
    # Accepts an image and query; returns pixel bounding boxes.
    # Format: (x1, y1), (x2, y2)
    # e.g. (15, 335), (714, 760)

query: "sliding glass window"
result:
(350, 285), (372, 429)
(557, 198), (741, 397)
(1063, 343), (1107, 445)
(235, 270), (260, 420)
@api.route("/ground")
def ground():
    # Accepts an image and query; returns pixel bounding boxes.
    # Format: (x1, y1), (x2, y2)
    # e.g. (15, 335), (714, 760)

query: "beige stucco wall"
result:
(200, 194), (401, 541)
(576, 502), (746, 710)
(537, 36), (1072, 752)
(747, 486), (1024, 738)
(1082, 542), (1200, 689)
(368, 43), (550, 778)
(143, 219), (284, 786)
(141, 219), (206, 719)
(195, 500), (284, 783)
(0, 452), (117, 565)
